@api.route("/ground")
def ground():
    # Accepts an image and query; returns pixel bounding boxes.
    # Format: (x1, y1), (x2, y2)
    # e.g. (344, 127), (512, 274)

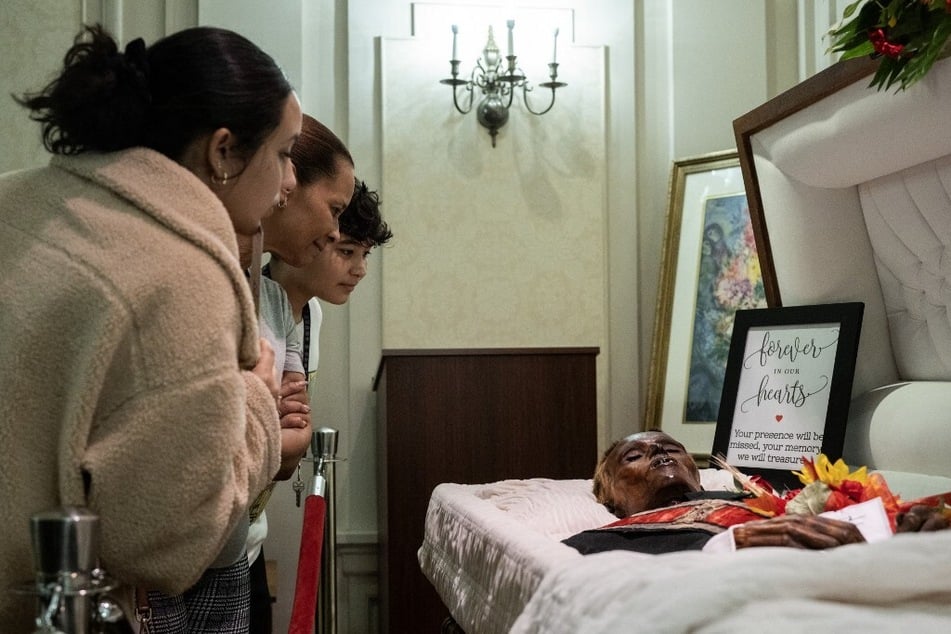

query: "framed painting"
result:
(645, 150), (769, 458)
(711, 302), (864, 489)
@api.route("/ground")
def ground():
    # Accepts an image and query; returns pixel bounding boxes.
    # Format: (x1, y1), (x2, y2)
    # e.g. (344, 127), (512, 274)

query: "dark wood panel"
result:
(376, 348), (599, 634)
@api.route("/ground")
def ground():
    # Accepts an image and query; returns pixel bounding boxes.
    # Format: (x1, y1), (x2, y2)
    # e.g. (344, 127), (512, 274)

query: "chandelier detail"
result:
(440, 21), (565, 147)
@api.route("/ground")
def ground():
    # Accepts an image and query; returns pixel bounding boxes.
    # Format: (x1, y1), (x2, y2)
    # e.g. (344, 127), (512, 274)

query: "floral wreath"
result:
(828, 0), (951, 90)
(713, 453), (950, 532)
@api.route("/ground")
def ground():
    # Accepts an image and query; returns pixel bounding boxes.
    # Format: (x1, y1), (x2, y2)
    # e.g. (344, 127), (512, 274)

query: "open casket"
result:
(419, 56), (951, 634)
(420, 472), (951, 633)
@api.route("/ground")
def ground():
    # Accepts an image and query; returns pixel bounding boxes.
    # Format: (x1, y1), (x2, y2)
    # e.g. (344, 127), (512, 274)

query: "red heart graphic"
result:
(775, 414), (783, 422)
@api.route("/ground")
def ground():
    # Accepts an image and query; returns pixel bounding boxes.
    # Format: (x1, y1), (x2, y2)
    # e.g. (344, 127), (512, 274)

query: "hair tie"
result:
(119, 37), (151, 103)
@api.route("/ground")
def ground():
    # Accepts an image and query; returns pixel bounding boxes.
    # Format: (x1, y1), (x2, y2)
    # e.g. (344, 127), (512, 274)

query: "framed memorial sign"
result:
(711, 302), (864, 489)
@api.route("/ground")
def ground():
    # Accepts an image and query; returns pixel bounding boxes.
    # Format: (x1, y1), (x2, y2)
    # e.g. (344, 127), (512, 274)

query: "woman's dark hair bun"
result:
(17, 24), (292, 162)
(16, 24), (152, 154)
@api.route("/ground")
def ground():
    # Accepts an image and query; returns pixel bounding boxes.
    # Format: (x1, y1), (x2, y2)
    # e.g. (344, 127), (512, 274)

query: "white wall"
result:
(379, 8), (606, 353)
(0, 1), (81, 173)
(0, 1), (843, 631)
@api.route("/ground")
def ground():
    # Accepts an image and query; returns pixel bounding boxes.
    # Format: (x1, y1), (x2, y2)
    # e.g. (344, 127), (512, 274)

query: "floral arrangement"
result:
(713, 453), (950, 531)
(828, 0), (951, 90)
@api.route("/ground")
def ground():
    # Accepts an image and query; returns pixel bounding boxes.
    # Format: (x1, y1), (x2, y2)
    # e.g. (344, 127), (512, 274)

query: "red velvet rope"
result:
(289, 494), (327, 634)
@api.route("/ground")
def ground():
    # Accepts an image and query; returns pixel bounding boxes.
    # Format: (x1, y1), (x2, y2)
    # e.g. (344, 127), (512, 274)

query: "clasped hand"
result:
(734, 505), (950, 550)
(277, 378), (309, 429)
(733, 515), (864, 549)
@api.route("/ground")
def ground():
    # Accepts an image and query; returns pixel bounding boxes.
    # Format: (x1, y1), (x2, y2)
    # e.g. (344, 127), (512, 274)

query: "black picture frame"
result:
(711, 302), (864, 490)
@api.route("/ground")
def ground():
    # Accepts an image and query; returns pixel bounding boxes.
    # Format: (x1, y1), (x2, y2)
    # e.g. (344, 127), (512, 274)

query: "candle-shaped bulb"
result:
(507, 20), (515, 57)
(451, 24), (458, 60)
(483, 26), (500, 69)
(553, 27), (559, 64)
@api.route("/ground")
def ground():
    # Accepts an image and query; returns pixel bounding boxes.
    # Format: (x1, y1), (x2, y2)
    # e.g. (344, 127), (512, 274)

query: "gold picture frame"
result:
(644, 150), (767, 458)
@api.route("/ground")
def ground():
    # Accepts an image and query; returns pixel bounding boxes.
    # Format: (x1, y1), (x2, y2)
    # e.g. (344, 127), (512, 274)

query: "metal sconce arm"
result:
(440, 25), (566, 147)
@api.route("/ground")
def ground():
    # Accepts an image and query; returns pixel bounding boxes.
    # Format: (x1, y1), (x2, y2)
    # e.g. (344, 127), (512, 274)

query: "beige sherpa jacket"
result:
(0, 148), (281, 629)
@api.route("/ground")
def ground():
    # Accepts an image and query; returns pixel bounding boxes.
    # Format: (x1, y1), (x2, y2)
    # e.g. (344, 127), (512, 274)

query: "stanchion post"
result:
(311, 427), (339, 634)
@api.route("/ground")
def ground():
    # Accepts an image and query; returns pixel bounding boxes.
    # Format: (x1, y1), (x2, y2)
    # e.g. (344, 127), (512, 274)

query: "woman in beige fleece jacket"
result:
(0, 24), (300, 631)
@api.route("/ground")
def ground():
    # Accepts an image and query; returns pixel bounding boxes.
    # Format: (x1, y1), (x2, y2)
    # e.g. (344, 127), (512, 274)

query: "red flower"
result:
(824, 489), (854, 512)
(868, 28), (906, 58)
(836, 478), (866, 503)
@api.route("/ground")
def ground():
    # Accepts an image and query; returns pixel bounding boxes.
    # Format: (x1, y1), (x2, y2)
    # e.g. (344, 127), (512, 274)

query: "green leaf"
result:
(841, 0), (868, 21)
(837, 42), (875, 59)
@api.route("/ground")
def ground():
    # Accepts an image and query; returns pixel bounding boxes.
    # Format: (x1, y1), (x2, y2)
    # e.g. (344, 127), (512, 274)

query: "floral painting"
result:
(647, 151), (763, 455)
(684, 193), (766, 422)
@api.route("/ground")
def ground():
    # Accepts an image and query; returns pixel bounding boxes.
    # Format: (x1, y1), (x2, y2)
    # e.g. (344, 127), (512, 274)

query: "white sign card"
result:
(725, 322), (839, 470)
(711, 303), (864, 489)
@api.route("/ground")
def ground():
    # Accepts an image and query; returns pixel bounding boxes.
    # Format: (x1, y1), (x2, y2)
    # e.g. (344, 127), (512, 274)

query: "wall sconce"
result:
(440, 21), (565, 147)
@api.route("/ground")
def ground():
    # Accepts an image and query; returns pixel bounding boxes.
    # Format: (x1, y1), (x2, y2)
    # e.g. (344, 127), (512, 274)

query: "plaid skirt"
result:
(146, 556), (250, 634)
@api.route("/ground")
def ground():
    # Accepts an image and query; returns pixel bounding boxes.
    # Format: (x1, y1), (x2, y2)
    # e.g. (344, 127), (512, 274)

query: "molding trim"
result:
(81, 0), (122, 38)
(166, 0), (198, 32)
(797, 0), (845, 80)
(337, 542), (380, 634)
(81, 1), (198, 40)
